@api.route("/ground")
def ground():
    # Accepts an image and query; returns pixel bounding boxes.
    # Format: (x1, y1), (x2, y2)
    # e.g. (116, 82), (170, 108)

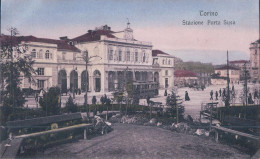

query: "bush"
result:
(65, 96), (78, 113)
(39, 87), (61, 116)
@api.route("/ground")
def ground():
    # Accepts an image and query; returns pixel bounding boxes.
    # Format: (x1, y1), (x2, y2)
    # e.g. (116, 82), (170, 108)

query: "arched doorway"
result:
(58, 70), (67, 93)
(154, 72), (159, 83)
(81, 70), (89, 92)
(94, 70), (101, 92)
(70, 70), (78, 92)
(108, 71), (115, 92)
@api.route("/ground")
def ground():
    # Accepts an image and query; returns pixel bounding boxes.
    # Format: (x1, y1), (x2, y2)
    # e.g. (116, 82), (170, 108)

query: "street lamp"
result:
(82, 51), (102, 114)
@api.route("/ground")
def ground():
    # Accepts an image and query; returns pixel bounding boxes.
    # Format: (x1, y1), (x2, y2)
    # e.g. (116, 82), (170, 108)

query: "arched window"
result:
(38, 49), (43, 59)
(31, 49), (36, 58)
(94, 70), (101, 92)
(45, 50), (50, 59)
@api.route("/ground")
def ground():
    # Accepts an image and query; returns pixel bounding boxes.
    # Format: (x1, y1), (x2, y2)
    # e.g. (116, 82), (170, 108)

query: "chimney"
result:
(60, 36), (68, 40)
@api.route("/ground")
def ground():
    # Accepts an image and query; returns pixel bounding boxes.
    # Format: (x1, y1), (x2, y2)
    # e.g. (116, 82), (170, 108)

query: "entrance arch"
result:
(70, 70), (78, 92)
(81, 70), (89, 92)
(94, 70), (101, 92)
(58, 70), (67, 93)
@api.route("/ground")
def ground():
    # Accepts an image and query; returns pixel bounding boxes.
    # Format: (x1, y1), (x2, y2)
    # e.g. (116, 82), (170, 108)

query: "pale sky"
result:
(1, 0), (259, 64)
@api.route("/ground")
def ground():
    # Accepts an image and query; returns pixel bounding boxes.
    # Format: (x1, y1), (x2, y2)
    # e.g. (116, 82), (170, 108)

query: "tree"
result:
(65, 95), (77, 113)
(113, 91), (124, 112)
(39, 87), (61, 116)
(166, 91), (184, 123)
(1, 28), (35, 108)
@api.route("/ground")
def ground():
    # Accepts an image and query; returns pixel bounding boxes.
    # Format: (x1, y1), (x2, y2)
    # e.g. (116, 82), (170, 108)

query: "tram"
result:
(132, 81), (159, 98)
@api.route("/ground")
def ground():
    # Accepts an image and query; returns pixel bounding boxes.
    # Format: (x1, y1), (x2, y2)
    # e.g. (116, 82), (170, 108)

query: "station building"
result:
(2, 24), (175, 96)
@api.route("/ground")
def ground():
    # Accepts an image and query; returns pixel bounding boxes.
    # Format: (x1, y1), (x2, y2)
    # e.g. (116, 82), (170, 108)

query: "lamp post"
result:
(82, 51), (102, 114)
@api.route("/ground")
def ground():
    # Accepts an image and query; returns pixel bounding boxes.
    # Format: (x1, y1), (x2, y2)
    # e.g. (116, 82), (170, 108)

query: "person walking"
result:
(219, 88), (222, 97)
(185, 91), (190, 101)
(215, 91), (218, 100)
(210, 90), (213, 100)
(254, 89), (258, 99)
(92, 96), (97, 115)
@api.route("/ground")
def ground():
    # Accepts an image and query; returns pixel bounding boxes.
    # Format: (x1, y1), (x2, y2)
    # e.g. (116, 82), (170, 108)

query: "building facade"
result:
(174, 70), (198, 87)
(230, 60), (250, 81)
(250, 40), (260, 82)
(3, 24), (175, 97)
(152, 50), (175, 89)
(214, 65), (240, 84)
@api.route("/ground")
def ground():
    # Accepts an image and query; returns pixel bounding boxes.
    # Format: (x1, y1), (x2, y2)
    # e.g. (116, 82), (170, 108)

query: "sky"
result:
(1, 0), (259, 64)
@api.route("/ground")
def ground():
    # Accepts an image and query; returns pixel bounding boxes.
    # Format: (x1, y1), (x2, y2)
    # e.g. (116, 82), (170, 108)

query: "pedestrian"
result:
(223, 88), (226, 97)
(79, 88), (81, 95)
(254, 89), (258, 99)
(75, 88), (78, 95)
(164, 89), (167, 96)
(232, 85), (235, 93)
(185, 91), (190, 101)
(210, 90), (213, 100)
(219, 88), (222, 97)
(248, 93), (254, 104)
(215, 91), (218, 100)
(92, 96), (97, 115)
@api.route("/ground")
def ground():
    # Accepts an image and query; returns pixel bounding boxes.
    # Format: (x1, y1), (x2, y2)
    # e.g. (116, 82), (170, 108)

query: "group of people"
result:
(210, 85), (235, 101)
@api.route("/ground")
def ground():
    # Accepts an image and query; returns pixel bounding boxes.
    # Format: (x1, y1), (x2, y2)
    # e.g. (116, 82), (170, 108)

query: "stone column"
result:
(104, 71), (109, 92)
(67, 75), (70, 90)
(114, 71), (118, 90)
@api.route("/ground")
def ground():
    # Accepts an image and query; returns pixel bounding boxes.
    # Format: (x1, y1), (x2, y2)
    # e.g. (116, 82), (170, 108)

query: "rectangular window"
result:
(62, 52), (66, 60)
(119, 51), (122, 61)
(165, 78), (169, 88)
(165, 70), (168, 76)
(38, 68), (44, 75)
(135, 52), (138, 62)
(73, 53), (76, 61)
(109, 50), (113, 60)
(126, 51), (130, 61)
(38, 80), (45, 89)
(143, 53), (146, 62)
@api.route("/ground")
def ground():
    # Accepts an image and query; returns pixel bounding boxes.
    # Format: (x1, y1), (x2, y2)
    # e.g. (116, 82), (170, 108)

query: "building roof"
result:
(215, 65), (240, 70)
(72, 29), (116, 43)
(230, 60), (249, 64)
(174, 70), (197, 77)
(251, 39), (260, 44)
(152, 50), (170, 56)
(1, 34), (80, 52)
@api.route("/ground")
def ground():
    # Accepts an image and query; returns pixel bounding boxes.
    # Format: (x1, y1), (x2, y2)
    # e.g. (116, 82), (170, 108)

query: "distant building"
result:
(174, 70), (198, 87)
(214, 65), (240, 84)
(229, 60), (250, 81)
(249, 40), (260, 82)
(152, 50), (175, 89)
